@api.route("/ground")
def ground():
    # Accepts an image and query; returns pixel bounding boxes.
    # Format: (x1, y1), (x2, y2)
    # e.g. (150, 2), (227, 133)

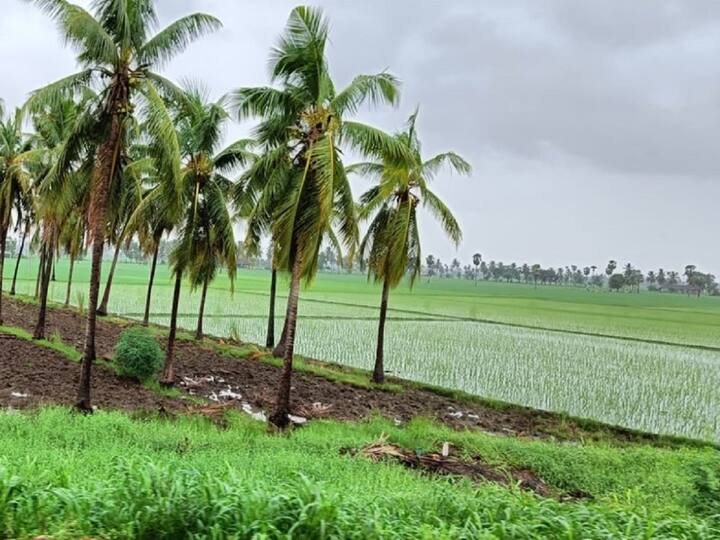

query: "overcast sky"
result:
(1, 1), (718, 274)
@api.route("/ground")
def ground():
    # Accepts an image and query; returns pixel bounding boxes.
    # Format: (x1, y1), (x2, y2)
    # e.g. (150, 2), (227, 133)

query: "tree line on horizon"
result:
(0, 2), (471, 428)
(420, 254), (718, 296)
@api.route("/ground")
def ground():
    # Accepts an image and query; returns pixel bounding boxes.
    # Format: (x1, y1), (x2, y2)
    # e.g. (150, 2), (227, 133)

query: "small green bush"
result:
(114, 326), (163, 382)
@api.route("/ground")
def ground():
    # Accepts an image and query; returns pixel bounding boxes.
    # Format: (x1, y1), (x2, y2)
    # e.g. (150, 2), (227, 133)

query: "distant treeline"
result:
(421, 255), (719, 297)
(25, 238), (716, 297)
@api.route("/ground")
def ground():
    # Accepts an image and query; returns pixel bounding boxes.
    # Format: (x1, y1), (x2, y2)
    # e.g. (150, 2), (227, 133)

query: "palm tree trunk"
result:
(266, 268), (277, 348)
(160, 272), (183, 386)
(372, 278), (390, 384)
(272, 316), (288, 358)
(51, 255), (56, 282)
(64, 254), (75, 306)
(34, 251), (44, 299)
(10, 220), (28, 296)
(142, 242), (159, 326)
(97, 241), (122, 316)
(0, 226), (7, 325)
(269, 255), (302, 428)
(195, 276), (209, 340)
(76, 107), (124, 413)
(33, 242), (55, 340)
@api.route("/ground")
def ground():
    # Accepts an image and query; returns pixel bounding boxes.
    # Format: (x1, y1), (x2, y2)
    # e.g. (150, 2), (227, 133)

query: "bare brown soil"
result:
(0, 297), (686, 445)
(0, 333), (180, 412)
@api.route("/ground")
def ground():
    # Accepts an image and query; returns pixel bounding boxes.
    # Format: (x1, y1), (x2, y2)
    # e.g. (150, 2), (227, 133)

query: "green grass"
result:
(8, 256), (720, 442)
(0, 408), (718, 539)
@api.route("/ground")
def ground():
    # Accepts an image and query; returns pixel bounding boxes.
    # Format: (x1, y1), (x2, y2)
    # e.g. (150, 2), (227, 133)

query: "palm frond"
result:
(140, 80), (182, 218)
(421, 186), (462, 246)
(138, 13), (222, 68)
(422, 151), (472, 179)
(62, 4), (119, 66)
(23, 70), (95, 114)
(332, 73), (400, 115)
(339, 121), (411, 162)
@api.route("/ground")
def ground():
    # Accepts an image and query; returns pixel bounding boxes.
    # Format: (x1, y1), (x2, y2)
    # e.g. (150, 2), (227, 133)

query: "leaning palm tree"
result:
(233, 6), (404, 427)
(352, 110), (470, 383)
(29, 0), (220, 411)
(158, 88), (248, 384)
(0, 106), (33, 324)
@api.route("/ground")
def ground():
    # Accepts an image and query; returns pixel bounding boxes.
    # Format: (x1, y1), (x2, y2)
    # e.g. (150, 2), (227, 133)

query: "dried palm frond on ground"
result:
(347, 434), (557, 498)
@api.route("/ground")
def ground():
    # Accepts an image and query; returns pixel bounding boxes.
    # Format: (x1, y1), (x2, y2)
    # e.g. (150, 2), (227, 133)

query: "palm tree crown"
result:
(355, 110), (470, 289)
(234, 6), (403, 280)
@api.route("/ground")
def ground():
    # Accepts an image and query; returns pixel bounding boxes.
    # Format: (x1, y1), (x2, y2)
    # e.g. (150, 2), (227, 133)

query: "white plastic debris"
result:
(441, 442), (450, 457)
(288, 414), (307, 425)
(218, 386), (242, 400)
(10, 392), (28, 399)
(449, 411), (463, 419)
(241, 403), (266, 422)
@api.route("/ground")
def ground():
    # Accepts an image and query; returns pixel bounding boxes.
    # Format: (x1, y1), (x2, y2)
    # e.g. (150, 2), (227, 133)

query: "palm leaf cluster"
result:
(1, 3), (469, 427)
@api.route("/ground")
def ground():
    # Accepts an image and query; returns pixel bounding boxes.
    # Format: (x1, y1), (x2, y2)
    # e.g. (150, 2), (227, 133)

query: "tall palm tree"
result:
(0, 106), (34, 324)
(233, 6), (403, 427)
(29, 0), (220, 411)
(159, 88), (248, 384)
(352, 111), (470, 384)
(28, 97), (92, 339)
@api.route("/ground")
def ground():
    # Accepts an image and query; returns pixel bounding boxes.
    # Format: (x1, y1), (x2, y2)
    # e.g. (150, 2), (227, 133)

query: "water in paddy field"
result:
(25, 270), (720, 443)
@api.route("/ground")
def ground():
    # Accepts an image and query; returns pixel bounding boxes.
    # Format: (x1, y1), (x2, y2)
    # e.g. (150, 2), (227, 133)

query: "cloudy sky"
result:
(1, 1), (718, 273)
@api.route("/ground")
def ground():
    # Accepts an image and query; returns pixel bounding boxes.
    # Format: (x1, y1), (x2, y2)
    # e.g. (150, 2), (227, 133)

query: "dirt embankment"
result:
(1, 297), (676, 446)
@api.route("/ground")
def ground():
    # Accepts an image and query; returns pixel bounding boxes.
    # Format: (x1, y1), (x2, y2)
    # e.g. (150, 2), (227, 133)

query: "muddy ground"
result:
(0, 333), (180, 412)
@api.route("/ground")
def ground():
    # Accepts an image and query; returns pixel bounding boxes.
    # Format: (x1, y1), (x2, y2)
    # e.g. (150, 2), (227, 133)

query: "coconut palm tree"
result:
(158, 88), (250, 384)
(0, 105), (34, 324)
(352, 111), (469, 384)
(29, 0), (220, 411)
(28, 97), (92, 339)
(233, 6), (404, 427)
(96, 139), (149, 315)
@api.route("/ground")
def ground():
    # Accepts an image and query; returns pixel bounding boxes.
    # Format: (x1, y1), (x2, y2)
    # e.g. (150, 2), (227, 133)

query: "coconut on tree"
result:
(352, 110), (470, 384)
(233, 6), (405, 427)
(28, 0), (220, 411)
